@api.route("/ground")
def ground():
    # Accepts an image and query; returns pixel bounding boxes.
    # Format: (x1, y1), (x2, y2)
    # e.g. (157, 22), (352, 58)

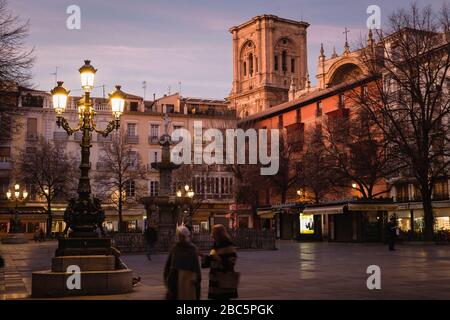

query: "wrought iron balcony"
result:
(0, 156), (12, 170)
(53, 131), (69, 141)
(96, 162), (111, 171)
(125, 135), (139, 144)
(148, 136), (159, 144)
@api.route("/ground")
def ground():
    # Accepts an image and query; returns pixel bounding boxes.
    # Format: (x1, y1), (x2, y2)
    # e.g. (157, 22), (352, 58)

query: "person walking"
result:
(201, 224), (239, 300)
(144, 224), (158, 261)
(39, 227), (46, 242)
(386, 216), (398, 251)
(164, 225), (201, 300)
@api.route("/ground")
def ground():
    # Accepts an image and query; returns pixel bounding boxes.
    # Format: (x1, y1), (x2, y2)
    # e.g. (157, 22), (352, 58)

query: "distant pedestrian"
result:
(386, 216), (398, 251)
(201, 224), (239, 300)
(39, 227), (46, 242)
(144, 224), (158, 261)
(164, 225), (201, 300)
(34, 227), (40, 242)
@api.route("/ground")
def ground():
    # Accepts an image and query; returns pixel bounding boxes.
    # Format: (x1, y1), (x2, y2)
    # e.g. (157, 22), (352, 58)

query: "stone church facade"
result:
(228, 15), (309, 118)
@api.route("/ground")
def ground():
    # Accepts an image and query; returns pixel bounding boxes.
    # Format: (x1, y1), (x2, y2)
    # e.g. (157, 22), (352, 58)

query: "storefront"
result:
(0, 206), (47, 239)
(392, 201), (450, 233)
(304, 200), (398, 242)
(257, 203), (304, 240)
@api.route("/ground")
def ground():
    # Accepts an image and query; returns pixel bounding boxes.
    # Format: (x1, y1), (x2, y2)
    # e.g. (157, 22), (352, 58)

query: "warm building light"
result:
(109, 85), (126, 118)
(79, 60), (96, 91)
(51, 81), (69, 114)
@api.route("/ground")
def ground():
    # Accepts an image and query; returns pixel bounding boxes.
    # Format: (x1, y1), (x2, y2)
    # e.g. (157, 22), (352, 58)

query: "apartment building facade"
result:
(0, 83), (239, 237)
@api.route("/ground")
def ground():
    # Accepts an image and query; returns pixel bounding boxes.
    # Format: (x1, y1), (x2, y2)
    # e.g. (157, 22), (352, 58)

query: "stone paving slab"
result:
(1, 240), (450, 299)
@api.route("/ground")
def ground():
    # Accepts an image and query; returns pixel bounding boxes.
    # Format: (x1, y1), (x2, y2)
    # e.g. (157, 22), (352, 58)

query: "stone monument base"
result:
(32, 255), (132, 298)
(1, 233), (28, 244)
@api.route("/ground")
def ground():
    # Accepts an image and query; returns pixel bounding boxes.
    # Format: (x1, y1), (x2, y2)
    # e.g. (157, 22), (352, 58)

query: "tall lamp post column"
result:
(6, 184), (28, 233)
(1, 183), (29, 244)
(176, 184), (195, 231)
(51, 60), (125, 241)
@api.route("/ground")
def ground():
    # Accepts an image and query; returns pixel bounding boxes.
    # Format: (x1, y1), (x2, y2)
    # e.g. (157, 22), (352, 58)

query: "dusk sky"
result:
(10, 0), (443, 100)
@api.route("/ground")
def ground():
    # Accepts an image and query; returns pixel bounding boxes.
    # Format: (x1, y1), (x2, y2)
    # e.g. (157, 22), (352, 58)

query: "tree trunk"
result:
(281, 190), (287, 204)
(46, 199), (52, 238)
(422, 190), (434, 241)
(118, 192), (124, 233)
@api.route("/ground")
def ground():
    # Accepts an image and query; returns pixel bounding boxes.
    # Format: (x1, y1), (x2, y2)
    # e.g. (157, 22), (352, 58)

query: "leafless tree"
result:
(322, 108), (394, 200)
(15, 137), (76, 236)
(266, 131), (301, 204)
(0, 0), (34, 84)
(94, 130), (146, 232)
(299, 126), (334, 203)
(352, 4), (450, 239)
(231, 162), (260, 209)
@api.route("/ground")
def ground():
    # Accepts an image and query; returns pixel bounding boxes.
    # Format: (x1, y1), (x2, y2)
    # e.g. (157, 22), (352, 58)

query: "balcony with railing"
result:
(53, 131), (69, 141)
(97, 134), (112, 142)
(96, 162), (111, 171)
(148, 136), (159, 144)
(125, 135), (139, 144)
(0, 156), (12, 170)
(432, 193), (450, 201)
(26, 133), (39, 141)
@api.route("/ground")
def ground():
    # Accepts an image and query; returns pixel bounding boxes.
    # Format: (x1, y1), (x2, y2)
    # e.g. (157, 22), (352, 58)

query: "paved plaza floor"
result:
(1, 240), (450, 300)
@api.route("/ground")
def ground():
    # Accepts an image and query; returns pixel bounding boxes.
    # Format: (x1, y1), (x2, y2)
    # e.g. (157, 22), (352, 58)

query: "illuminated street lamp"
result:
(177, 185), (195, 199)
(6, 183), (28, 209)
(176, 185), (195, 230)
(5, 183), (28, 234)
(50, 60), (126, 237)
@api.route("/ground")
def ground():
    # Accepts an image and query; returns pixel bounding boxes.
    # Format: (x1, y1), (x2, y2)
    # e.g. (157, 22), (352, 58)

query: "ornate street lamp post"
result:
(51, 60), (125, 239)
(6, 183), (28, 233)
(176, 184), (195, 230)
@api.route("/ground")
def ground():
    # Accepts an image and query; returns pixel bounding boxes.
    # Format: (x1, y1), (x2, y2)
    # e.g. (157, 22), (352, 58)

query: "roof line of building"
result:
(238, 76), (375, 125)
(229, 14), (309, 32)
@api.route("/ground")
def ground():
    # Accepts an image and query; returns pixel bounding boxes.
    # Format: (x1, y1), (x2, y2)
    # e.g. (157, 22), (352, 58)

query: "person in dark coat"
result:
(144, 224), (158, 261)
(201, 224), (239, 300)
(164, 225), (201, 300)
(386, 216), (398, 251)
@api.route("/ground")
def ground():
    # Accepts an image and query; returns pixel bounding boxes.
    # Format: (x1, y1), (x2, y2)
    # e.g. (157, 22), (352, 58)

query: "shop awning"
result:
(257, 210), (274, 219)
(348, 203), (398, 212)
(303, 205), (345, 215)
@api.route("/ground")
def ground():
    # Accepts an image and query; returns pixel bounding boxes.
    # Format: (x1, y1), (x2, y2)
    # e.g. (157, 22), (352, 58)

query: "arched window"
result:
(243, 61), (247, 76)
(291, 58), (295, 73)
(282, 50), (287, 72)
(274, 55), (278, 71)
(249, 53), (253, 76)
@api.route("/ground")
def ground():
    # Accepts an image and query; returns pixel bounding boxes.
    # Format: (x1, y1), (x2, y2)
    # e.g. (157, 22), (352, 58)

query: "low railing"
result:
(53, 132), (69, 141)
(111, 228), (276, 253)
(126, 135), (139, 144)
(96, 162), (111, 171)
(148, 136), (159, 144)
(0, 156), (12, 170)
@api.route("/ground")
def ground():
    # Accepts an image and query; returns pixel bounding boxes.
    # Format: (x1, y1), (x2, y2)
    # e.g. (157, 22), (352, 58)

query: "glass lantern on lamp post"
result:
(51, 60), (125, 239)
(5, 183), (28, 233)
(176, 184), (195, 230)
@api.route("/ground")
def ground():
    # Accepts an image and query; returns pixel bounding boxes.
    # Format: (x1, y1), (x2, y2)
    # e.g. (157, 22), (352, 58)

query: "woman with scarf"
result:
(201, 224), (239, 300)
(164, 225), (201, 300)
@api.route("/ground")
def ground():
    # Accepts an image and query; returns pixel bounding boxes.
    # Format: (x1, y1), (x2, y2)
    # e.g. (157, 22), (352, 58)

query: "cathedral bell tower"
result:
(228, 15), (309, 118)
